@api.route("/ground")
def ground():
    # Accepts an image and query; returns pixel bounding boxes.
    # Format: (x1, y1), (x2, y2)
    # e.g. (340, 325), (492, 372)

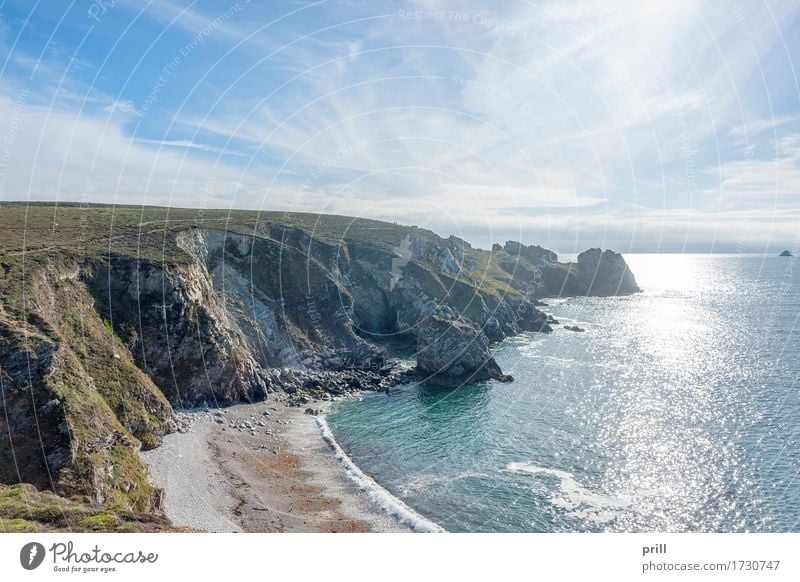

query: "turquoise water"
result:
(326, 254), (800, 532)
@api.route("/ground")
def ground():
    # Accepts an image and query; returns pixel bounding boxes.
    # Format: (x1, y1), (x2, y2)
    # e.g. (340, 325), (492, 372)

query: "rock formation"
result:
(573, 248), (641, 296)
(491, 241), (640, 297)
(0, 204), (640, 519)
(416, 313), (512, 386)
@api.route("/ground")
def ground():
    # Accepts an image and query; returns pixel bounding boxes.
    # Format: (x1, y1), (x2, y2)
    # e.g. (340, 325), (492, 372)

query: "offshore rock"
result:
(416, 315), (509, 386)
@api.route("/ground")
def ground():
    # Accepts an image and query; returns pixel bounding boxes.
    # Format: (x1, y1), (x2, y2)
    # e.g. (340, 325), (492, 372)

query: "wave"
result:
(543, 297), (570, 305)
(396, 471), (489, 496)
(316, 416), (446, 533)
(505, 462), (633, 525)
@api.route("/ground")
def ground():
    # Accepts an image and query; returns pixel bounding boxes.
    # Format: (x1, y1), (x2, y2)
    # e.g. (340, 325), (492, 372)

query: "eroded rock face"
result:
(574, 248), (640, 296)
(0, 321), (69, 494)
(0, 212), (641, 511)
(501, 240), (558, 266)
(86, 253), (269, 408)
(0, 267), (168, 512)
(492, 241), (639, 298)
(416, 314), (510, 387)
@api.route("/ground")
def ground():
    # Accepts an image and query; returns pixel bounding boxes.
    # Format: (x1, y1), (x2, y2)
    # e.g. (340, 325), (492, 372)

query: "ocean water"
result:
(325, 254), (800, 532)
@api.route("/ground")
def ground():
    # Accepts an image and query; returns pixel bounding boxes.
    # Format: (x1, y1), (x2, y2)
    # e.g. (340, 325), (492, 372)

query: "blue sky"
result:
(0, 0), (798, 253)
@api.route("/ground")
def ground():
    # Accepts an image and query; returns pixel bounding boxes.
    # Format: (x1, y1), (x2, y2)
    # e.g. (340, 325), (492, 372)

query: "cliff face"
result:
(491, 240), (641, 297)
(0, 204), (639, 519)
(0, 264), (172, 513)
(573, 248), (641, 296)
(416, 313), (513, 386)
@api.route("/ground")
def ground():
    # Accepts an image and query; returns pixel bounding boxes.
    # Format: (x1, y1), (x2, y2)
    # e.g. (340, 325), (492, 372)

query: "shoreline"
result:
(142, 396), (422, 533)
(316, 415), (445, 532)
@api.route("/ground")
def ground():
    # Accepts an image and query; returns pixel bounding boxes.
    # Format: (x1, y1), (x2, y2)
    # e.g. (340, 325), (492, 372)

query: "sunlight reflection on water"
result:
(328, 255), (799, 532)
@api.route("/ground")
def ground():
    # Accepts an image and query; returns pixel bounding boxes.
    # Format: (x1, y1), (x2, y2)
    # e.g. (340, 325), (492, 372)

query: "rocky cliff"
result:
(0, 203), (639, 526)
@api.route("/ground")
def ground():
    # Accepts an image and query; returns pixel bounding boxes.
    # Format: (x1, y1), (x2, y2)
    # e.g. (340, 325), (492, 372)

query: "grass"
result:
(60, 302), (173, 450)
(0, 483), (182, 532)
(42, 346), (155, 512)
(0, 201), (422, 266)
(0, 201), (532, 306)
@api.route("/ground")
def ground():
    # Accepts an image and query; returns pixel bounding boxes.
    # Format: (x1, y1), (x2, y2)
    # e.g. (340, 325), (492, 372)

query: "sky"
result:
(0, 0), (798, 253)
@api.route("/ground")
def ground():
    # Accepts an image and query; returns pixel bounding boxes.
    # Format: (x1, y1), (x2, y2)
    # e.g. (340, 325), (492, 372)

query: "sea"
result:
(323, 254), (800, 532)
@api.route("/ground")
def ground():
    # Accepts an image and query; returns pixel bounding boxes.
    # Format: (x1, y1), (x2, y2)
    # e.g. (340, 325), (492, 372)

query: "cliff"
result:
(0, 203), (639, 527)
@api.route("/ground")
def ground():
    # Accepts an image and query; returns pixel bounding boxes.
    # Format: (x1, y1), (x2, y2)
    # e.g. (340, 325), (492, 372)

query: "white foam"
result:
(544, 298), (569, 305)
(317, 416), (446, 533)
(396, 471), (488, 496)
(506, 461), (633, 525)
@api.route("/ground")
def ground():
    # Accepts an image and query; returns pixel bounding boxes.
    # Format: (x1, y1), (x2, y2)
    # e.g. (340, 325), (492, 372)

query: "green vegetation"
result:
(0, 484), (181, 532)
(0, 201), (527, 307)
(0, 201), (420, 267)
(60, 302), (172, 450)
(42, 345), (155, 512)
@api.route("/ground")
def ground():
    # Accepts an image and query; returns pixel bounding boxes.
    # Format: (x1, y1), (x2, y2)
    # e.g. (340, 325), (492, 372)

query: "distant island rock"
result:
(780, 250), (793, 257)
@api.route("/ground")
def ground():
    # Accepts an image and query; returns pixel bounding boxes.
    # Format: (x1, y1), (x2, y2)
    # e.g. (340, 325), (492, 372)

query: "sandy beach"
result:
(142, 397), (414, 533)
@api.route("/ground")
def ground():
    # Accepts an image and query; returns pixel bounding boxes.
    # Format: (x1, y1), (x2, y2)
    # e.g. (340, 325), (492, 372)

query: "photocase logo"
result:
(19, 542), (46, 570)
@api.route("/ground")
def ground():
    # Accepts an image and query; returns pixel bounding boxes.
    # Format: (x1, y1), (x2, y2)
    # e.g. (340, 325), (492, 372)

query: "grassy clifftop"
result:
(0, 202), (526, 306)
(0, 202), (430, 264)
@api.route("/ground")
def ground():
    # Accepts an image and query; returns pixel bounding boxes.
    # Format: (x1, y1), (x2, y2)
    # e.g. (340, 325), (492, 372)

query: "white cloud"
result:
(2, 0), (799, 253)
(729, 116), (798, 138)
(0, 91), (257, 208)
(705, 133), (800, 201)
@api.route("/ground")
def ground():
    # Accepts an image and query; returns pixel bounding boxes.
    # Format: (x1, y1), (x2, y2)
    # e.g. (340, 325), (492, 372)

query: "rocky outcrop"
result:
(416, 314), (511, 386)
(500, 240), (558, 266)
(572, 248), (640, 296)
(0, 268), (168, 512)
(0, 207), (640, 517)
(563, 325), (586, 332)
(0, 316), (70, 496)
(780, 250), (793, 257)
(87, 239), (271, 408)
(492, 241), (640, 297)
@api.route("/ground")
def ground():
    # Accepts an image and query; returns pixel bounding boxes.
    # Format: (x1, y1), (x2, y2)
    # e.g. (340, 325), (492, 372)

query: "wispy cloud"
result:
(706, 133), (800, 201)
(1, 0), (798, 252)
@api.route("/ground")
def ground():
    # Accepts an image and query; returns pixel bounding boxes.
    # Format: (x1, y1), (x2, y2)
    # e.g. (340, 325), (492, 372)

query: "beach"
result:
(141, 397), (413, 533)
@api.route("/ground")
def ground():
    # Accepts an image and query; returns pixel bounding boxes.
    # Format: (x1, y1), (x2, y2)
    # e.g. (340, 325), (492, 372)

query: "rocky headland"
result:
(0, 203), (639, 531)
